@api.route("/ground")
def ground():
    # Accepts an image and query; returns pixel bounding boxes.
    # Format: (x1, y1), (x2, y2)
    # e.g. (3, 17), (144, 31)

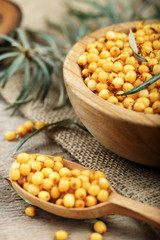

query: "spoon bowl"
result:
(10, 156), (160, 228)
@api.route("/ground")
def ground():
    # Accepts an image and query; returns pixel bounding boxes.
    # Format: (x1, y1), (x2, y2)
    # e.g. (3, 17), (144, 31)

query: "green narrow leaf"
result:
(0, 34), (21, 48)
(129, 29), (138, 54)
(0, 52), (19, 61)
(116, 73), (160, 96)
(13, 119), (88, 154)
(2, 54), (24, 88)
(30, 54), (50, 101)
(129, 29), (148, 62)
(16, 28), (31, 49)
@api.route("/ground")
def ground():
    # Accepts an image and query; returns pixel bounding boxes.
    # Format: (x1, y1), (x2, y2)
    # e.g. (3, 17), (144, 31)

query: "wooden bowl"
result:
(63, 20), (160, 167)
(0, 0), (22, 42)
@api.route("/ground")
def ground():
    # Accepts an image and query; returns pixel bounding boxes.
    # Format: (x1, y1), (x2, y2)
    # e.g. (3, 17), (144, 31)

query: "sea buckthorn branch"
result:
(13, 119), (88, 154)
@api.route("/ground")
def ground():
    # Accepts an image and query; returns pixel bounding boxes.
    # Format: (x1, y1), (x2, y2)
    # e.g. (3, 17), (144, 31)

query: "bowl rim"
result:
(63, 20), (160, 127)
(0, 0), (22, 43)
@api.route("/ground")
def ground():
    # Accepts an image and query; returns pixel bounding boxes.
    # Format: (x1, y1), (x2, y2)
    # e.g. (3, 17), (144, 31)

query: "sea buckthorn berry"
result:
(88, 62), (98, 73)
(110, 46), (120, 57)
(63, 193), (75, 208)
(78, 54), (87, 66)
(10, 161), (20, 171)
(24, 120), (34, 132)
(96, 83), (108, 92)
(27, 172), (34, 183)
(87, 53), (99, 63)
(137, 97), (150, 108)
(38, 191), (50, 201)
(144, 107), (153, 114)
(55, 230), (68, 240)
(138, 89), (149, 98)
(75, 199), (85, 208)
(100, 50), (110, 59)
(55, 199), (64, 206)
(44, 158), (54, 168)
(20, 163), (31, 176)
(75, 188), (87, 200)
(87, 80), (97, 91)
(42, 178), (53, 190)
(25, 206), (36, 217)
(85, 195), (97, 207)
(89, 48), (99, 54)
(70, 169), (81, 178)
(117, 91), (125, 102)
(41, 167), (53, 177)
(59, 167), (71, 178)
(30, 161), (42, 171)
(141, 45), (152, 55)
(108, 72), (118, 83)
(134, 79), (143, 88)
(88, 185), (100, 196)
(115, 40), (124, 49)
(153, 40), (160, 50)
(98, 72), (108, 83)
(149, 58), (158, 67)
(153, 64), (160, 75)
(54, 161), (63, 172)
(120, 52), (130, 61)
(23, 182), (30, 191)
(97, 190), (109, 202)
(90, 232), (103, 240)
(156, 80), (160, 88)
(138, 65), (150, 74)
(118, 72), (125, 79)
(17, 125), (27, 137)
(49, 172), (60, 184)
(133, 102), (145, 112)
(35, 121), (46, 130)
(149, 92), (159, 102)
(141, 73), (152, 81)
(152, 101), (160, 113)
(107, 96), (118, 104)
(17, 153), (30, 163)
(81, 170), (92, 178)
(93, 221), (107, 234)
(10, 169), (20, 181)
(82, 181), (91, 191)
(5, 131), (16, 141)
(93, 171), (106, 180)
(27, 184), (40, 196)
(97, 59), (106, 67)
(84, 77), (91, 85)
(123, 82), (134, 92)
(105, 40), (115, 50)
(70, 178), (81, 190)
(113, 62), (123, 73)
(126, 56), (136, 66)
(58, 179), (70, 192)
(54, 156), (63, 163)
(123, 65), (135, 73)
(51, 186), (60, 199)
(32, 172), (43, 185)
(78, 175), (89, 183)
(123, 98), (134, 108)
(106, 31), (116, 40)
(102, 61), (113, 72)
(112, 78), (124, 89)
(98, 178), (110, 189)
(125, 71), (136, 83)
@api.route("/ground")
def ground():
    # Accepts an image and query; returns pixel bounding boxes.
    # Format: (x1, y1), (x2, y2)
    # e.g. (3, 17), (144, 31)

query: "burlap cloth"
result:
(0, 70), (160, 209)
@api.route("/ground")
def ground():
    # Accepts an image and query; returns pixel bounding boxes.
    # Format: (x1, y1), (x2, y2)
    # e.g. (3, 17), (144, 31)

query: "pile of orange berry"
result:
(78, 22), (160, 114)
(10, 153), (110, 208)
(5, 120), (46, 141)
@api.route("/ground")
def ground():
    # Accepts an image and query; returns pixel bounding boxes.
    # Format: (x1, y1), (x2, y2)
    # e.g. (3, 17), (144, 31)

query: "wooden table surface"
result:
(0, 1), (160, 239)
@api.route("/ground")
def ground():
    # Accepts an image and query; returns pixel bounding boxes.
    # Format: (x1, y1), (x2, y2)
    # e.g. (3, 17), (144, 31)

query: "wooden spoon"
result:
(10, 157), (160, 228)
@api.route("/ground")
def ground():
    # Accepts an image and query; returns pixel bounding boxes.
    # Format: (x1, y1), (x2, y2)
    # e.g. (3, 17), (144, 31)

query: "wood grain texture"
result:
(63, 20), (160, 167)
(10, 156), (160, 228)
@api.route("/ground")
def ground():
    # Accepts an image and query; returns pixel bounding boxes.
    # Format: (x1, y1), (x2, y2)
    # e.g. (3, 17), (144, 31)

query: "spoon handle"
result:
(110, 192), (160, 228)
